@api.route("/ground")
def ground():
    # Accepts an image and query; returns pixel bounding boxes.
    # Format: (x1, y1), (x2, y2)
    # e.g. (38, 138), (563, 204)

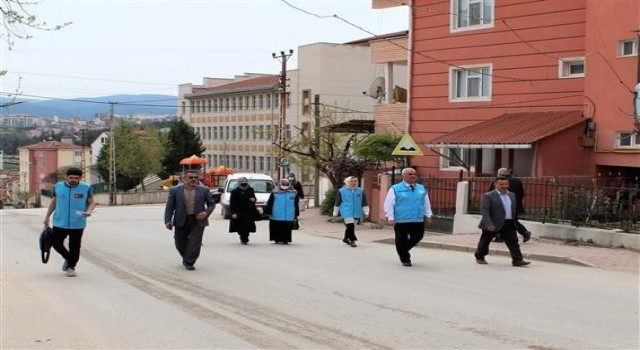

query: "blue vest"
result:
(338, 187), (364, 219)
(271, 191), (297, 221)
(52, 181), (91, 229)
(392, 182), (426, 223)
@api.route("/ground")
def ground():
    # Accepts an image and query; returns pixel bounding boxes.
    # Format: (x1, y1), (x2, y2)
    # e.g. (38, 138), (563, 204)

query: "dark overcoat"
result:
(228, 186), (257, 233)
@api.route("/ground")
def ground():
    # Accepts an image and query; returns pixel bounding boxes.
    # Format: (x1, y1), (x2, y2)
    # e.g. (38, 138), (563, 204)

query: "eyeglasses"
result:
(187, 176), (199, 179)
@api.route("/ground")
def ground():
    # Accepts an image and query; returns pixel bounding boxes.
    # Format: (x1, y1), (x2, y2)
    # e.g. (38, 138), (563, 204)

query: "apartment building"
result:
(376, 0), (638, 179)
(178, 42), (379, 185)
(18, 138), (91, 196)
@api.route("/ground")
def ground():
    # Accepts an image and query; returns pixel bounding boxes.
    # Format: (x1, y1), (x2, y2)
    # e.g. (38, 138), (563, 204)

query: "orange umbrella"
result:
(179, 155), (208, 166)
(206, 166), (234, 176)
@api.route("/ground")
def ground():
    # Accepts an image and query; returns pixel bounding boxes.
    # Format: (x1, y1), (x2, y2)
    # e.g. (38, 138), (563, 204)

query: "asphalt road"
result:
(1, 205), (638, 349)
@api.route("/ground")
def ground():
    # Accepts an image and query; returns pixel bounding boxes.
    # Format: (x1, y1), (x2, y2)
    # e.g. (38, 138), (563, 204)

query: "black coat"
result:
(228, 186), (257, 233)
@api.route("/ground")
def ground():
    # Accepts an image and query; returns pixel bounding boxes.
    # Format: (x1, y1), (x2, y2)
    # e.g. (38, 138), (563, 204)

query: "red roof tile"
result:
(426, 110), (585, 146)
(20, 141), (83, 150)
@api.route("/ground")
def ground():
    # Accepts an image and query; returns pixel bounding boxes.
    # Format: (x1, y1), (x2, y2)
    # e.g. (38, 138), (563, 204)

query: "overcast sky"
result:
(0, 0), (408, 100)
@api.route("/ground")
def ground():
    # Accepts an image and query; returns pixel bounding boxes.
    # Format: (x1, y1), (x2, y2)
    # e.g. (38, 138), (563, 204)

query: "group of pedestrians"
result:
(44, 166), (531, 276)
(164, 172), (305, 270)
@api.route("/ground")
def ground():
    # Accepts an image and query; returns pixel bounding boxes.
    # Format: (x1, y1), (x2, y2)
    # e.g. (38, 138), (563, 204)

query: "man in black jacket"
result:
(491, 168), (532, 243)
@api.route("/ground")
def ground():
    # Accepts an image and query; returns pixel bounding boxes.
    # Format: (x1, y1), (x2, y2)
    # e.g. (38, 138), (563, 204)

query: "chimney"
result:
(61, 137), (73, 144)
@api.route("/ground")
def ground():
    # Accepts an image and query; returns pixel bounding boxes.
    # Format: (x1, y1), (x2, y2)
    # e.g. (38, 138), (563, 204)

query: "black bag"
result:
(292, 218), (300, 230)
(39, 226), (53, 264)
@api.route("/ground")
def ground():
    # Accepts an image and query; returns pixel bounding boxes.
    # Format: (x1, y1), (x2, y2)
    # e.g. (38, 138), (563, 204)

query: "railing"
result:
(467, 177), (640, 233)
(417, 176), (459, 218)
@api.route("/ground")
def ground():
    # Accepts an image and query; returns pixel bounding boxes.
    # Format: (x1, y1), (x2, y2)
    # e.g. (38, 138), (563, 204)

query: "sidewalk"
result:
(298, 208), (640, 272)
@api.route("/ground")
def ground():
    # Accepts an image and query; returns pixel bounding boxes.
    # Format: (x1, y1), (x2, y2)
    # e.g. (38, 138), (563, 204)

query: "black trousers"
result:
(343, 222), (357, 242)
(475, 220), (524, 263)
(495, 220), (529, 240)
(174, 215), (205, 266)
(393, 222), (425, 263)
(51, 227), (84, 269)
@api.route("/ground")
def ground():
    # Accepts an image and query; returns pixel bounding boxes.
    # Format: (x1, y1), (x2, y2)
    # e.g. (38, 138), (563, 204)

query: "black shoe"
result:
(241, 241), (248, 245)
(402, 261), (412, 267)
(512, 260), (531, 267)
(183, 262), (195, 271)
(350, 241), (357, 247)
(342, 238), (351, 246)
(522, 231), (532, 243)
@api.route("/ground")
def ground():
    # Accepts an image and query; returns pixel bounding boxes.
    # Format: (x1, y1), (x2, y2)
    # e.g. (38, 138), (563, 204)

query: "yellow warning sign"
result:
(392, 134), (423, 156)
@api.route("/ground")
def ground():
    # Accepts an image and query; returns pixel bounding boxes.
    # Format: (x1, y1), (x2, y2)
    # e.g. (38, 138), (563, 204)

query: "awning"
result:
(323, 119), (374, 134)
(424, 110), (585, 149)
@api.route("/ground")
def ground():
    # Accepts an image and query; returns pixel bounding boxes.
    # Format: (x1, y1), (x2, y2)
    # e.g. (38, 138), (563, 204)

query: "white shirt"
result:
(497, 190), (513, 220)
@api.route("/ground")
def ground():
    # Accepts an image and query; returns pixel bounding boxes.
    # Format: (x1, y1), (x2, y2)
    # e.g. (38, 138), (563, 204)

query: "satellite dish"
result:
(364, 77), (386, 102)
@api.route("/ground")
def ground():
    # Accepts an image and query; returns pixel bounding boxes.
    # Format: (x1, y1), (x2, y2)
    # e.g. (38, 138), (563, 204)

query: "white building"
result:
(178, 42), (379, 193)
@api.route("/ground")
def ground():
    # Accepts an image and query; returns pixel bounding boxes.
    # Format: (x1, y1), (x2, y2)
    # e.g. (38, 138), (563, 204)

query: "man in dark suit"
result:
(164, 170), (216, 270)
(475, 177), (531, 267)
(491, 168), (532, 243)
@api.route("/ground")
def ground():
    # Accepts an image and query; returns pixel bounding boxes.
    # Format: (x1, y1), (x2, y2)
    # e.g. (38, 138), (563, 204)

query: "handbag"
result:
(39, 226), (53, 264)
(292, 218), (300, 230)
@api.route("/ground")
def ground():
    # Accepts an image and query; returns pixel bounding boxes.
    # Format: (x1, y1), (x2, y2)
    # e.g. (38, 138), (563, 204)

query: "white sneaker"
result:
(62, 260), (69, 272)
(66, 268), (76, 277)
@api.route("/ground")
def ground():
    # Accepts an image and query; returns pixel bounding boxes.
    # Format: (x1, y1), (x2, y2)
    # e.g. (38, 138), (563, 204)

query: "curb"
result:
(373, 238), (594, 267)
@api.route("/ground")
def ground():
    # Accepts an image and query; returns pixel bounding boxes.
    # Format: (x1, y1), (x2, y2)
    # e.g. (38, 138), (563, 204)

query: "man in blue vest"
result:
(384, 167), (433, 267)
(44, 167), (96, 277)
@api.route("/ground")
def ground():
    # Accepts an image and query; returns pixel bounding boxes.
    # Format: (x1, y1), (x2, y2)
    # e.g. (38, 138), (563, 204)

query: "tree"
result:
(0, 129), (32, 154)
(1, 0), (71, 49)
(276, 107), (368, 189)
(353, 133), (403, 169)
(158, 118), (204, 179)
(96, 121), (165, 191)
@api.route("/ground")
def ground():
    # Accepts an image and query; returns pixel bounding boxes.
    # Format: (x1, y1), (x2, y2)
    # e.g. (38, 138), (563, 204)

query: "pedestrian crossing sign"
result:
(392, 134), (423, 156)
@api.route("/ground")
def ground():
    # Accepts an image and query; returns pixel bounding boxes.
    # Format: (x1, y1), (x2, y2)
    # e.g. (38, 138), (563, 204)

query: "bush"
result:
(320, 187), (336, 216)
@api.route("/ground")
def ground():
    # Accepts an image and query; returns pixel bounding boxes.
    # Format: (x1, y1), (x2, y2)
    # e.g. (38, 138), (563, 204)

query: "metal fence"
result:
(391, 175), (459, 219)
(467, 177), (640, 233)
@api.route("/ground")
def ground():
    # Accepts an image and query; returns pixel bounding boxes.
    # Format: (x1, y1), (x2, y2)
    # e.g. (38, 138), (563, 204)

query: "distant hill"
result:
(0, 94), (177, 119)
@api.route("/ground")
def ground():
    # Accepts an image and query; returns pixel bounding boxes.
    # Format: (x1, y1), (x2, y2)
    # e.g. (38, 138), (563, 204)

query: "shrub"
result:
(320, 187), (336, 216)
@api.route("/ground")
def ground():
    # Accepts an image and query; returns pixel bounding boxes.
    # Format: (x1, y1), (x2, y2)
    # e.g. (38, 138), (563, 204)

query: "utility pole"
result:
(272, 49), (294, 181)
(313, 94), (320, 207)
(109, 102), (117, 206)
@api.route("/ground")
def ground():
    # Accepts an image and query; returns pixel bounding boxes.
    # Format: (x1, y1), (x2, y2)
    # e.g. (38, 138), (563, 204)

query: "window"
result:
(450, 65), (491, 100)
(452, 0), (493, 30)
(302, 89), (311, 115)
(559, 57), (585, 78)
(439, 148), (475, 170)
(618, 39), (638, 57)
(616, 132), (640, 148)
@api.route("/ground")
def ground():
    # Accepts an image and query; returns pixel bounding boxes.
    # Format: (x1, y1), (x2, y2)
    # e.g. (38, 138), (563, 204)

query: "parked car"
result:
(220, 173), (276, 219)
(210, 188), (223, 204)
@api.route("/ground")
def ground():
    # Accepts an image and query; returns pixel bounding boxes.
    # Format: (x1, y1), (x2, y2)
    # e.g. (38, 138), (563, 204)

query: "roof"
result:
(344, 30), (409, 45)
(20, 141), (85, 150)
(186, 75), (279, 98)
(425, 110), (585, 149)
(323, 120), (374, 134)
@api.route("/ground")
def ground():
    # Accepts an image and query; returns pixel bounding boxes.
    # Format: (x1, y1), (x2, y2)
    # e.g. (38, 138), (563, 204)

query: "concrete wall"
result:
(453, 181), (640, 250)
(41, 190), (169, 209)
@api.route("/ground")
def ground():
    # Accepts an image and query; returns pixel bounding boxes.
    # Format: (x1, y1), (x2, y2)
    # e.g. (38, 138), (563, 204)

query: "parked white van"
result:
(220, 173), (276, 219)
